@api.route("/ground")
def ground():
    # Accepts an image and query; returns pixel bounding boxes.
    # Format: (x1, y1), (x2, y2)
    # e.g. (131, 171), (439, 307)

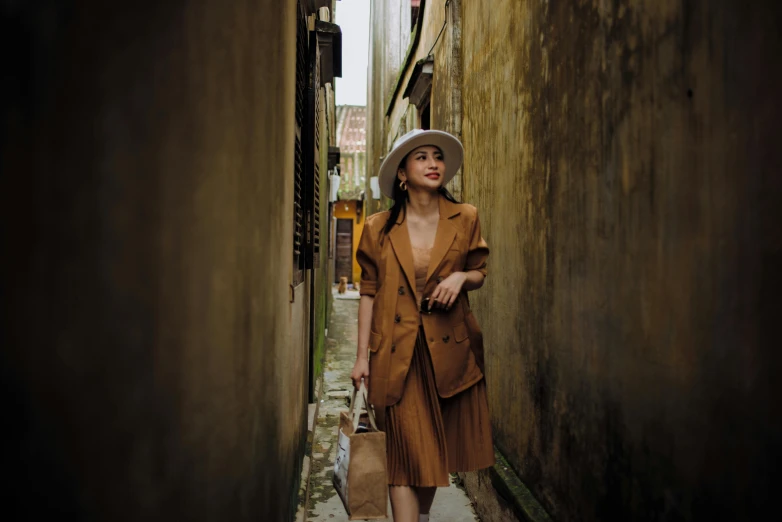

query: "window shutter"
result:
(312, 50), (322, 268)
(292, 2), (307, 286)
(304, 28), (322, 270)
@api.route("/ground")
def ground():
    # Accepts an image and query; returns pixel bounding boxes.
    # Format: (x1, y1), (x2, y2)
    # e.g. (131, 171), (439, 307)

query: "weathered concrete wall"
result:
(367, 0), (463, 208)
(0, 1), (310, 520)
(386, 0), (444, 138)
(325, 82), (336, 334)
(366, 0), (384, 215)
(314, 85), (333, 395)
(366, 0), (415, 215)
(429, 0), (462, 199)
(460, 1), (782, 520)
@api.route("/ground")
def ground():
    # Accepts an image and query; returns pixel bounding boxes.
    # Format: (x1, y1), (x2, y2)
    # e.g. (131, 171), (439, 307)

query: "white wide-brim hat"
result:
(378, 129), (463, 198)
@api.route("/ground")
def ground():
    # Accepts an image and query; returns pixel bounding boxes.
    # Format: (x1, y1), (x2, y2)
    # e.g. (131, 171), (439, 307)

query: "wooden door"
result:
(335, 219), (353, 283)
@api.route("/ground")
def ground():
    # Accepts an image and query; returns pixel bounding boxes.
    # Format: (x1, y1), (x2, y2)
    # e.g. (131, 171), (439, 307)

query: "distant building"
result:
(331, 105), (367, 286)
(335, 105), (367, 201)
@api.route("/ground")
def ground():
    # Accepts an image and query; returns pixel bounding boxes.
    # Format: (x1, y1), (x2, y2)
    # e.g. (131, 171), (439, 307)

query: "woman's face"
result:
(398, 145), (445, 193)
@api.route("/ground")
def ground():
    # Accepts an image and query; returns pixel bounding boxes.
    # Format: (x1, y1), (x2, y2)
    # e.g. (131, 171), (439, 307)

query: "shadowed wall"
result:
(0, 1), (307, 520)
(461, 1), (782, 520)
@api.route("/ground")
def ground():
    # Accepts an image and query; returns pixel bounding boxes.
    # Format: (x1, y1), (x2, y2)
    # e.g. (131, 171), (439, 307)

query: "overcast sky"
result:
(334, 0), (370, 106)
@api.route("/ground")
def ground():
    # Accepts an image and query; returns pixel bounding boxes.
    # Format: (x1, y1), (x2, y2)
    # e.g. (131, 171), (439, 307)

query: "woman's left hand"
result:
(430, 272), (468, 311)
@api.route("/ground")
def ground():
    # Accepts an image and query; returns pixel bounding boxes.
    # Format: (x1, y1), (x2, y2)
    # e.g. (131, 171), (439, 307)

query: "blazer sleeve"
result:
(465, 209), (489, 278)
(356, 223), (379, 297)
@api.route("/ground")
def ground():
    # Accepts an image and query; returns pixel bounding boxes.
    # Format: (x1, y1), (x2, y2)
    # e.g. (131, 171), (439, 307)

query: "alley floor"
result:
(298, 289), (480, 521)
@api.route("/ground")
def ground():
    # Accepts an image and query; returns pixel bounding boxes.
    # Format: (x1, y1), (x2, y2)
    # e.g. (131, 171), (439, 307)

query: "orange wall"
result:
(333, 200), (365, 284)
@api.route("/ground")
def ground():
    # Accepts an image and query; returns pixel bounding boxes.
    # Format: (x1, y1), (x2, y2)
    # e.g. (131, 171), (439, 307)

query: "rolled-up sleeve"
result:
(465, 210), (489, 278)
(356, 225), (379, 297)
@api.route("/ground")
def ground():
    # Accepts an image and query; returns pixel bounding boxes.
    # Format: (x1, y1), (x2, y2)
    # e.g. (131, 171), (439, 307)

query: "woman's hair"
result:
(383, 152), (460, 234)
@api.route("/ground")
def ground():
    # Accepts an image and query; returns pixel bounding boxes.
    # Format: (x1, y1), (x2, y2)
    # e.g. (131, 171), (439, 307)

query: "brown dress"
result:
(385, 247), (495, 487)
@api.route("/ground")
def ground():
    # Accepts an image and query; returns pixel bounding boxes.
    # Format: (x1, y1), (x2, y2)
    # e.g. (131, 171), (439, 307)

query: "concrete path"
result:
(301, 289), (480, 521)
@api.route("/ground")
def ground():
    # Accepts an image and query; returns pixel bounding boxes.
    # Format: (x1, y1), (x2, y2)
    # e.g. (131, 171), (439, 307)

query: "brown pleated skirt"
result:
(385, 328), (495, 487)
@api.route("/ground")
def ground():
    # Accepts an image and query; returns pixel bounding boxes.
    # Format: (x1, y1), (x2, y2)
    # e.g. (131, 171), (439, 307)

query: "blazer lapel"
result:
(426, 219), (457, 282)
(388, 212), (417, 293)
(425, 196), (461, 282)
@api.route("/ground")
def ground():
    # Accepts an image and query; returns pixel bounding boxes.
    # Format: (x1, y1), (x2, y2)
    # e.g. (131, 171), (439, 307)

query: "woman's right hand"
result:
(351, 357), (370, 390)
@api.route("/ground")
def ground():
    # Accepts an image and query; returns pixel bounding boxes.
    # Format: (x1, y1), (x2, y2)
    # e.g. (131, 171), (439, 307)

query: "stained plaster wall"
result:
(0, 1), (313, 520)
(460, 1), (782, 520)
(313, 84), (333, 396)
(366, 0), (412, 215)
(367, 0), (782, 520)
(368, 0), (462, 210)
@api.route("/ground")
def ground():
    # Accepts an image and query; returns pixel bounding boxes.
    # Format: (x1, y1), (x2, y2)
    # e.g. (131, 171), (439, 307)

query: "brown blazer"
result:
(357, 196), (489, 415)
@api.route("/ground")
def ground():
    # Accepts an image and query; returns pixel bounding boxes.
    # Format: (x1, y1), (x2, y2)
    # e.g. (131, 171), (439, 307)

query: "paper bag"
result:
(333, 383), (387, 520)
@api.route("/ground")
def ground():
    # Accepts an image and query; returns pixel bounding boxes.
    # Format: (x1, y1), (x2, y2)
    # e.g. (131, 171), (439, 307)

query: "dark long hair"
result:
(383, 154), (460, 234)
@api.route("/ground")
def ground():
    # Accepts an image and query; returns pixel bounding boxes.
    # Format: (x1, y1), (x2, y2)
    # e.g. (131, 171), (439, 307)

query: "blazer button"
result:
(394, 314), (401, 323)
(442, 335), (450, 343)
(391, 344), (396, 353)
(398, 286), (405, 295)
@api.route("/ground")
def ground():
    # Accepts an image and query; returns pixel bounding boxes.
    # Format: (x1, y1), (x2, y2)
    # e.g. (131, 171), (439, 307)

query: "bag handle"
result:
(349, 381), (378, 432)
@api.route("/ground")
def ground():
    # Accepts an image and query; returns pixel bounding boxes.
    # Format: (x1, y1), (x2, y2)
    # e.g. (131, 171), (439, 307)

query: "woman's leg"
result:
(415, 486), (437, 516)
(389, 486), (420, 522)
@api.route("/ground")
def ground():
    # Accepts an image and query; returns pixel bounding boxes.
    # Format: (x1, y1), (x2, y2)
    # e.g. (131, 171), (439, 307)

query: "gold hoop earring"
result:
(399, 180), (407, 191)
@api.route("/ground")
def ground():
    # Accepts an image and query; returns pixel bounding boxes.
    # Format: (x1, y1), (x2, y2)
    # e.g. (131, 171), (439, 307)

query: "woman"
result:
(351, 129), (494, 522)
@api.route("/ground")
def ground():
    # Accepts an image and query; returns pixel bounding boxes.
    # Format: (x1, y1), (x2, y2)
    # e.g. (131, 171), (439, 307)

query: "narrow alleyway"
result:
(3, 1), (779, 521)
(300, 290), (480, 521)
